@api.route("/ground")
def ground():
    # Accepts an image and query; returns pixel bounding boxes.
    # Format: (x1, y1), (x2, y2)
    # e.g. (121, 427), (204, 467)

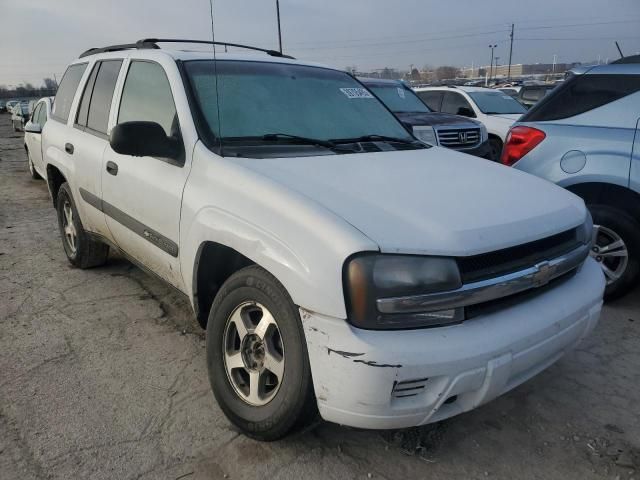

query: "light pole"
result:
(276, 0), (283, 54)
(494, 56), (500, 82)
(488, 44), (497, 85)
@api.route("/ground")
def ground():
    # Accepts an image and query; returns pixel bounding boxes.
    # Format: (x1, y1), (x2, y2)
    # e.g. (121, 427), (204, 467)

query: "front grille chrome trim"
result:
(376, 243), (590, 314)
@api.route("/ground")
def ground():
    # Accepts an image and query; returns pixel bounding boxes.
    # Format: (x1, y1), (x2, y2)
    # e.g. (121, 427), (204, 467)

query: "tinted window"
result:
(31, 104), (42, 125)
(76, 63), (99, 127)
(441, 92), (474, 116)
(52, 63), (87, 122)
(366, 84), (430, 113)
(467, 91), (526, 114)
(86, 60), (122, 133)
(118, 61), (177, 137)
(523, 74), (640, 122)
(37, 103), (48, 126)
(416, 91), (443, 111)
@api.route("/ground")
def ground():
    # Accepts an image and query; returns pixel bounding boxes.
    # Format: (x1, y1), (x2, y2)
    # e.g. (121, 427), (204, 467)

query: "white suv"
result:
(41, 39), (604, 440)
(414, 86), (528, 160)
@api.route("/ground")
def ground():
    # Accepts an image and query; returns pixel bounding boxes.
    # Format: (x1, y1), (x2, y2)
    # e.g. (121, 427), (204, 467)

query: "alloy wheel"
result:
(62, 200), (78, 254)
(223, 301), (285, 406)
(590, 224), (628, 285)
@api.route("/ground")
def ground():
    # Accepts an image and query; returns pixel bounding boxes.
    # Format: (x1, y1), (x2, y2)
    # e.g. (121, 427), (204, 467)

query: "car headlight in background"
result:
(344, 253), (463, 330)
(412, 126), (438, 146)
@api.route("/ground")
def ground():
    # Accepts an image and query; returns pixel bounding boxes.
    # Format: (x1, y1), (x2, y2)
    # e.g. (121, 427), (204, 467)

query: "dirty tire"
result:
(206, 265), (317, 441)
(56, 182), (109, 269)
(27, 151), (41, 180)
(489, 137), (503, 161)
(589, 204), (640, 301)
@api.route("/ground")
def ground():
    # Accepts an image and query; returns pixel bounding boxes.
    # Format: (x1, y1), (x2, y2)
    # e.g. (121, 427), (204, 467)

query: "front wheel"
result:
(588, 205), (640, 301)
(488, 138), (503, 161)
(206, 265), (316, 441)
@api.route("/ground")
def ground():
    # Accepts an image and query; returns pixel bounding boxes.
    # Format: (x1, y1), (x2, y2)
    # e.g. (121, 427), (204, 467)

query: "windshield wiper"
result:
(261, 133), (354, 152)
(330, 134), (421, 145)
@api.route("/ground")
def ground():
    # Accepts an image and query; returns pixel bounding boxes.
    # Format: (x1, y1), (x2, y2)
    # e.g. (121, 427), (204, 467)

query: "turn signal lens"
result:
(501, 126), (546, 166)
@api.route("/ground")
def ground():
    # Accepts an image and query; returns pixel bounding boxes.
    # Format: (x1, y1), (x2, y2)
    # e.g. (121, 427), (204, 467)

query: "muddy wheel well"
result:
(46, 165), (66, 208)
(566, 182), (640, 219)
(193, 242), (255, 328)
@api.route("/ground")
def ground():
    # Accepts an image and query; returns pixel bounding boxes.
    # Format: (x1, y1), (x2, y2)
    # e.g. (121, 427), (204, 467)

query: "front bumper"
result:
(302, 257), (604, 430)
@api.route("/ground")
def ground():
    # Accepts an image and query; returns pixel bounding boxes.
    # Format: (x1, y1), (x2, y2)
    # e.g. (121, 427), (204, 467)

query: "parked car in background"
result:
(11, 102), (30, 131)
(0, 100), (6, 113)
(499, 86), (521, 97)
(6, 100), (20, 113)
(414, 86), (527, 160)
(23, 97), (53, 179)
(502, 62), (640, 299)
(359, 77), (491, 158)
(517, 84), (557, 109)
(43, 39), (603, 440)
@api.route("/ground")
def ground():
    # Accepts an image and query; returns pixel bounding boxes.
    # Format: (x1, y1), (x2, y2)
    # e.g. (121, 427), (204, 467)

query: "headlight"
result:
(577, 210), (594, 246)
(344, 254), (463, 330)
(412, 126), (438, 145)
(480, 123), (488, 142)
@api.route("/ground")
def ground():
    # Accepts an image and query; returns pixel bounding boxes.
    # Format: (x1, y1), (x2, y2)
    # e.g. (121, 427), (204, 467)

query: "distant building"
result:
(461, 62), (579, 79)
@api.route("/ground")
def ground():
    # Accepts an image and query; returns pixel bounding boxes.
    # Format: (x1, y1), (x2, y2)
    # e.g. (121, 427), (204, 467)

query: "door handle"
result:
(65, 143), (74, 155)
(106, 161), (119, 176)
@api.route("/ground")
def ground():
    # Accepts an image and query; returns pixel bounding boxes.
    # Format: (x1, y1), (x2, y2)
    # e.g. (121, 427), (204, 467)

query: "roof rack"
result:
(79, 38), (295, 60)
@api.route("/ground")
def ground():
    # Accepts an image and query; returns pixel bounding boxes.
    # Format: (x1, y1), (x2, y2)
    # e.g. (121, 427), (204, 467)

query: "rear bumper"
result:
(302, 257), (604, 430)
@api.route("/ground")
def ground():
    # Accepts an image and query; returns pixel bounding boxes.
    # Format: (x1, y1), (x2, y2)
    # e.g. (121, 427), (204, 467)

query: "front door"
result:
(101, 59), (189, 289)
(631, 118), (640, 194)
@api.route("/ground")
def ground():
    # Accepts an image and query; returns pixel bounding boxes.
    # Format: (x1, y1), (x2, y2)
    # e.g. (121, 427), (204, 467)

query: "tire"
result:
(27, 150), (42, 180)
(206, 265), (317, 441)
(588, 204), (640, 301)
(56, 182), (109, 269)
(488, 137), (503, 161)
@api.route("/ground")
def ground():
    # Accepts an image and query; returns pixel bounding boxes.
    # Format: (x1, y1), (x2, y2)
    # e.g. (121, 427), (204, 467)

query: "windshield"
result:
(184, 60), (415, 155)
(366, 84), (430, 113)
(467, 91), (527, 114)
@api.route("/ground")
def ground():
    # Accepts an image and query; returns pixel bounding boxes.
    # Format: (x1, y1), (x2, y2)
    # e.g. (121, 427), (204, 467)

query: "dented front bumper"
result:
(301, 257), (605, 430)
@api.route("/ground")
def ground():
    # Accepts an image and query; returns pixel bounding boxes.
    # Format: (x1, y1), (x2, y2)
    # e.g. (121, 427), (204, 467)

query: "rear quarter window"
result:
(52, 63), (88, 123)
(523, 74), (640, 122)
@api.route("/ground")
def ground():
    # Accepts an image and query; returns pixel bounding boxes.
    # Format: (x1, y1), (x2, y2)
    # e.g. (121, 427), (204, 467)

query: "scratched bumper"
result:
(301, 257), (604, 430)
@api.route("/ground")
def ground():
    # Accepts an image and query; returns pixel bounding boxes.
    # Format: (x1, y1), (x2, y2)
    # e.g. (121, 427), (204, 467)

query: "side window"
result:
(52, 63), (87, 123)
(31, 104), (42, 125)
(417, 91), (443, 111)
(76, 60), (123, 135)
(37, 103), (48, 127)
(118, 61), (179, 138)
(441, 92), (474, 116)
(524, 74), (640, 122)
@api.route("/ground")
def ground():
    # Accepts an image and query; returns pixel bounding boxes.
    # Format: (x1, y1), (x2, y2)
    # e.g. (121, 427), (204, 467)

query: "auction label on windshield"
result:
(340, 87), (374, 99)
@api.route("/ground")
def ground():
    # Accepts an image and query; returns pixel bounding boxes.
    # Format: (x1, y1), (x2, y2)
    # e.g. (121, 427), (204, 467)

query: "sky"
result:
(1, 0), (639, 87)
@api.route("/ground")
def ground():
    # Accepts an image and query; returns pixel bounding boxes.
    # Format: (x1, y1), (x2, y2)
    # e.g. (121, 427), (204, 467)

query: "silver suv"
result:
(503, 60), (640, 299)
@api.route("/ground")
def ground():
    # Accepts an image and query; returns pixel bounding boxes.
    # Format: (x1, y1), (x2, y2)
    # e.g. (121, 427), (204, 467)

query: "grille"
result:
(436, 128), (481, 149)
(457, 228), (580, 284)
(391, 378), (429, 398)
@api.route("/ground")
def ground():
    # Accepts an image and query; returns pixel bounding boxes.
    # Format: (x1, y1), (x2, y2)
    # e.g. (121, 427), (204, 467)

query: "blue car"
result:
(502, 58), (640, 299)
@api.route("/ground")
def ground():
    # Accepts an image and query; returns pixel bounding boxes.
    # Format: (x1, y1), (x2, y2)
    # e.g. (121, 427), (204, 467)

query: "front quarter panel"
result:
(180, 143), (379, 319)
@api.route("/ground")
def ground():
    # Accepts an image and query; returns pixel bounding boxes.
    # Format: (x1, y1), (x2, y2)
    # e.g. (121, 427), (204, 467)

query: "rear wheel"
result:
(56, 182), (110, 268)
(206, 265), (316, 440)
(588, 205), (640, 300)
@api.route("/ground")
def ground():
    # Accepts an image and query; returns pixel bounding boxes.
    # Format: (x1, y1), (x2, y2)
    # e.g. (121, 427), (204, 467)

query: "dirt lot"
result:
(0, 113), (639, 480)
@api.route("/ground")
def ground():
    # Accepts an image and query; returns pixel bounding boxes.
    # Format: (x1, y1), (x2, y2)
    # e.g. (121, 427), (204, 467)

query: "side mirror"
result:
(24, 122), (42, 134)
(109, 121), (181, 159)
(457, 107), (475, 118)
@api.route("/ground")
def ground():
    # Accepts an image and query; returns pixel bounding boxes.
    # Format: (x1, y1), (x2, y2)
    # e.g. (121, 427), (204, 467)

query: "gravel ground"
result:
(1, 113), (639, 480)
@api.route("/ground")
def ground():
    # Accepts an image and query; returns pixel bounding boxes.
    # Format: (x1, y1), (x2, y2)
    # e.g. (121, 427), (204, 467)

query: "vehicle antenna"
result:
(209, 0), (224, 156)
(615, 41), (625, 59)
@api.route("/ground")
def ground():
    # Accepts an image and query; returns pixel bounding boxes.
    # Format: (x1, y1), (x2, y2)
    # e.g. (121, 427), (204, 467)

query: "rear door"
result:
(70, 59), (124, 238)
(101, 59), (188, 288)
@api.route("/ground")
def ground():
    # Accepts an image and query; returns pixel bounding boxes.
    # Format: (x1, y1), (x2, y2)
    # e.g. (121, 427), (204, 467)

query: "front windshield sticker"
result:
(397, 87), (405, 99)
(340, 87), (374, 99)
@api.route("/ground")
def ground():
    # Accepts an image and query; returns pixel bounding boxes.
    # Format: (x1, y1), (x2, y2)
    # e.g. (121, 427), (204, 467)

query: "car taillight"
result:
(501, 126), (546, 166)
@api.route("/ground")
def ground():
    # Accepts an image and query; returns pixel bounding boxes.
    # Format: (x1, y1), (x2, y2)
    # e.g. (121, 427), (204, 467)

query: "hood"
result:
(395, 112), (480, 128)
(234, 148), (586, 257)
(489, 113), (523, 122)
